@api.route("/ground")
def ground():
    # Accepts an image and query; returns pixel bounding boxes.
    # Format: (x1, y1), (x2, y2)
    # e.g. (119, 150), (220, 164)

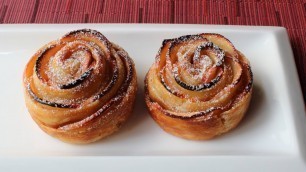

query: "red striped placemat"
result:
(0, 0), (305, 102)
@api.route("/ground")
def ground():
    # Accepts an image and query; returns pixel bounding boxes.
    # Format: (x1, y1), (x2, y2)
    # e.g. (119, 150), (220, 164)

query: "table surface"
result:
(0, 0), (305, 104)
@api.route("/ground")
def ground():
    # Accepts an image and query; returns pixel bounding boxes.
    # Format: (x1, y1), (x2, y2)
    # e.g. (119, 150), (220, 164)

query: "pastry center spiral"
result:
(172, 41), (225, 91)
(37, 41), (99, 89)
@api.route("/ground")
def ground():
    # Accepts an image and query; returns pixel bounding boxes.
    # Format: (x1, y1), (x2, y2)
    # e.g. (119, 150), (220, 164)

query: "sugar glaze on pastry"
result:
(145, 33), (253, 140)
(23, 29), (137, 144)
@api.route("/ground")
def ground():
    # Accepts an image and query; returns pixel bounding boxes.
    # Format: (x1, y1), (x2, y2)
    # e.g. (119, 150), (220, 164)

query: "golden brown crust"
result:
(144, 33), (253, 140)
(23, 29), (137, 144)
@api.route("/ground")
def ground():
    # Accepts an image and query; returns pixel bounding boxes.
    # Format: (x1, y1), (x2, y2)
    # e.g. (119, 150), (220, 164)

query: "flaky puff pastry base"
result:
(24, 76), (137, 144)
(145, 84), (251, 140)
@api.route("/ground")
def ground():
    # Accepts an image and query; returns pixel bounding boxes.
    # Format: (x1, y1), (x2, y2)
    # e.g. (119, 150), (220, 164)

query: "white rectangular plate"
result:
(0, 24), (305, 171)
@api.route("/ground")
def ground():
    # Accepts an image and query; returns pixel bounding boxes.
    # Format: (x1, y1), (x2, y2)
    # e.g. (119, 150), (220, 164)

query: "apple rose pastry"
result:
(145, 33), (253, 140)
(23, 29), (137, 144)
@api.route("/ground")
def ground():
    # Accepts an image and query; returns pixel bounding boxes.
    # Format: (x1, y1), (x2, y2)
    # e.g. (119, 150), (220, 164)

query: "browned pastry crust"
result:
(23, 29), (137, 144)
(145, 33), (253, 140)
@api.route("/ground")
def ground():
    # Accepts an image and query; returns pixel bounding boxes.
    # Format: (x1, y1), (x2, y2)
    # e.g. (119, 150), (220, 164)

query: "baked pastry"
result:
(23, 29), (137, 144)
(145, 33), (253, 140)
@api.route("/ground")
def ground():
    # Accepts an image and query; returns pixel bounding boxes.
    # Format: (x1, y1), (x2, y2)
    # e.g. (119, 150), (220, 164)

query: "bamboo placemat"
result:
(0, 0), (305, 102)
